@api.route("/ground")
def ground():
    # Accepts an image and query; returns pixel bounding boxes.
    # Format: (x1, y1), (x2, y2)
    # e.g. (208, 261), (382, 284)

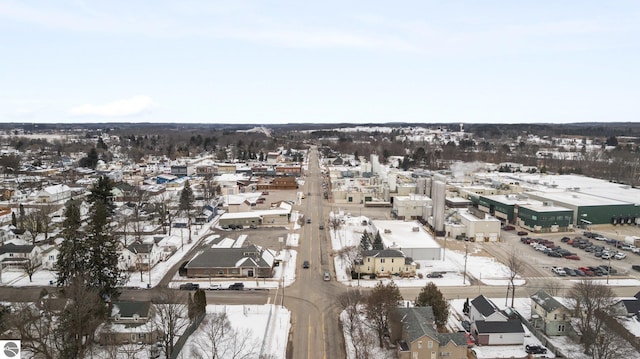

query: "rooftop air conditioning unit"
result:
(412, 227), (419, 232)
(384, 229), (392, 234)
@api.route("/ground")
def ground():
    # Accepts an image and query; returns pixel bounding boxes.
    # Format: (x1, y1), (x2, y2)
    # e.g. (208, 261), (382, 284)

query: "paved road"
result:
(283, 145), (347, 359)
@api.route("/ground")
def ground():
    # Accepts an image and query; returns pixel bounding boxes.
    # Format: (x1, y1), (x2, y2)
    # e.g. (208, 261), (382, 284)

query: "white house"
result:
(41, 246), (60, 270)
(126, 241), (162, 270)
(37, 184), (73, 203)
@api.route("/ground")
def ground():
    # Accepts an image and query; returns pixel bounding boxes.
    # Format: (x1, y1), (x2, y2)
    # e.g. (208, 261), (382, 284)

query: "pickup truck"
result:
(551, 266), (567, 276)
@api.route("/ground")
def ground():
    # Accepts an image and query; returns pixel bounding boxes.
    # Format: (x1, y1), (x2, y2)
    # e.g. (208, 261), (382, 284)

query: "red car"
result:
(565, 254), (580, 260)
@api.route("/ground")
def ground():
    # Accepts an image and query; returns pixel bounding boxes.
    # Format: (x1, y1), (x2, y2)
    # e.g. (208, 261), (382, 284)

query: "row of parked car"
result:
(560, 236), (628, 260)
(521, 237), (581, 260)
(179, 282), (245, 290)
(583, 231), (640, 253)
(552, 265), (617, 277)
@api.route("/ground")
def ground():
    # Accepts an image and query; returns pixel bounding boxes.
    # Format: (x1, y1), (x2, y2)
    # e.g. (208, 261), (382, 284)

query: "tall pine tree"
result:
(56, 199), (85, 287)
(179, 179), (195, 243)
(415, 282), (449, 328)
(372, 231), (384, 250)
(360, 230), (371, 250)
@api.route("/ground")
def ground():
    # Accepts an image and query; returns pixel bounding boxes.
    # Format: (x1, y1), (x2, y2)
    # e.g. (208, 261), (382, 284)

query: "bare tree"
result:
(567, 280), (615, 355)
(131, 186), (150, 242)
(505, 249), (524, 307)
(7, 301), (60, 359)
(541, 279), (564, 297)
(24, 258), (37, 282)
(190, 312), (256, 359)
(152, 289), (188, 359)
(152, 192), (174, 235)
(22, 209), (43, 245)
(337, 290), (372, 359)
(588, 323), (635, 359)
(334, 245), (360, 276)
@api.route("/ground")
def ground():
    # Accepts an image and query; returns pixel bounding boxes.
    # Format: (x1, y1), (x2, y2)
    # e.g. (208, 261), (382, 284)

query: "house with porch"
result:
(353, 249), (416, 278)
(99, 301), (162, 345)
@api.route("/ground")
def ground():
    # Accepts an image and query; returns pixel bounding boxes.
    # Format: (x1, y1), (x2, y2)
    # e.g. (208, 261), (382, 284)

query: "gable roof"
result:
(617, 299), (640, 315)
(127, 242), (155, 254)
(471, 295), (498, 317)
(397, 307), (437, 343)
(531, 290), (568, 313)
(111, 301), (151, 319)
(0, 243), (36, 254)
(437, 332), (468, 346)
(187, 244), (275, 269)
(475, 319), (524, 334)
(361, 249), (406, 258)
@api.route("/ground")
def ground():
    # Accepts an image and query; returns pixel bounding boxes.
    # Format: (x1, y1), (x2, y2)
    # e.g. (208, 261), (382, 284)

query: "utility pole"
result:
(463, 244), (468, 285)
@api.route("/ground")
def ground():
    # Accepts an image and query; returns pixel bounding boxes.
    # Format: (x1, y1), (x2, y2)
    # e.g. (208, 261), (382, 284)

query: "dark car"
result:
(228, 282), (245, 290)
(319, 224), (324, 230)
(560, 236), (570, 242)
(563, 267), (577, 276)
(179, 283), (199, 290)
(306, 218), (311, 224)
(302, 260), (310, 268)
(525, 345), (547, 354)
(502, 225), (515, 231)
(427, 272), (443, 278)
(461, 320), (471, 332)
(517, 231), (528, 236)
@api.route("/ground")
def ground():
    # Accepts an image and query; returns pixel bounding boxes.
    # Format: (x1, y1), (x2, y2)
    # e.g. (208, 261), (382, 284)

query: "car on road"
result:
(207, 284), (222, 290)
(179, 283), (200, 290)
(517, 231), (528, 236)
(502, 225), (515, 231)
(323, 272), (331, 281)
(525, 345), (547, 354)
(302, 260), (310, 268)
(306, 218), (311, 224)
(427, 272), (444, 278)
(228, 282), (245, 290)
(319, 224), (324, 230)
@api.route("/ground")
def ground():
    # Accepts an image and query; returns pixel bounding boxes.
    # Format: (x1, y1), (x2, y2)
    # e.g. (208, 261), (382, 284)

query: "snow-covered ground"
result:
(179, 304), (290, 359)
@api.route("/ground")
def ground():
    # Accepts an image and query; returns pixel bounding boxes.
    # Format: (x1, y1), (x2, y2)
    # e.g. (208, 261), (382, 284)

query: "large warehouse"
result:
(371, 220), (442, 260)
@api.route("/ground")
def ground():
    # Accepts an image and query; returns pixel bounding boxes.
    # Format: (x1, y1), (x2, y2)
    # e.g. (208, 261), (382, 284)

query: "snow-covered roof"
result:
(371, 220), (439, 249)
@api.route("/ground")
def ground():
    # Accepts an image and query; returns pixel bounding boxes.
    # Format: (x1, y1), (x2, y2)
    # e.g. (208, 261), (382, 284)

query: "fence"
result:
(514, 311), (568, 358)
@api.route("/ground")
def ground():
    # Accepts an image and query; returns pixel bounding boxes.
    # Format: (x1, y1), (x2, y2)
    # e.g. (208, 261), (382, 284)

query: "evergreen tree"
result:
(19, 203), (24, 230)
(86, 197), (126, 300)
(11, 211), (16, 227)
(179, 180), (195, 243)
(372, 231), (384, 250)
(56, 200), (85, 287)
(360, 230), (371, 251)
(463, 298), (470, 314)
(415, 282), (449, 328)
(87, 176), (115, 214)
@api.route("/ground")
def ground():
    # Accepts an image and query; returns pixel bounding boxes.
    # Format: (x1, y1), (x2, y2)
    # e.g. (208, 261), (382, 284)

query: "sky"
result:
(1, 1), (639, 125)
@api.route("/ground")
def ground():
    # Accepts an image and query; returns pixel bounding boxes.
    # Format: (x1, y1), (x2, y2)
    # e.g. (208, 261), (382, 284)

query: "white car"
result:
(601, 252), (613, 260)
(614, 252), (627, 260)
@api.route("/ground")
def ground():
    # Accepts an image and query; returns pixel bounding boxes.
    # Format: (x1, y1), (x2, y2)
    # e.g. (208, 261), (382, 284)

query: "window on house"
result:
(563, 314), (566, 320)
(391, 258), (394, 263)
(218, 270), (224, 275)
(428, 340), (433, 348)
(131, 334), (137, 341)
(440, 353), (451, 357)
(412, 352), (418, 359)
(418, 341), (422, 349)
(554, 314), (557, 320)
(558, 324), (565, 332)
(380, 259), (385, 263)
(367, 258), (371, 262)
(381, 267), (384, 272)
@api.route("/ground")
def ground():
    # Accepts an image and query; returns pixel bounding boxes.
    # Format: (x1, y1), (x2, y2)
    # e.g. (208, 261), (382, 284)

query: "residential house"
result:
(126, 241), (161, 271)
(154, 235), (181, 261)
(36, 184), (72, 203)
(99, 301), (162, 345)
(354, 249), (416, 277)
(530, 290), (573, 336)
(469, 295), (525, 345)
(185, 244), (275, 278)
(393, 307), (468, 359)
(611, 295), (640, 318)
(0, 243), (42, 269)
(41, 246), (59, 270)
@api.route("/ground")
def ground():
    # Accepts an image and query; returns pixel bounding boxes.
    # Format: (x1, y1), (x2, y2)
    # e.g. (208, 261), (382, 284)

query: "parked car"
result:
(228, 282), (245, 290)
(601, 252), (613, 260)
(614, 252), (627, 260)
(207, 283), (222, 290)
(560, 237), (570, 242)
(632, 265), (640, 272)
(525, 345), (547, 354)
(427, 272), (444, 278)
(551, 267), (566, 276)
(179, 283), (200, 290)
(565, 254), (581, 260)
(461, 320), (471, 332)
(575, 269), (585, 276)
(502, 225), (515, 231)
(563, 267), (577, 276)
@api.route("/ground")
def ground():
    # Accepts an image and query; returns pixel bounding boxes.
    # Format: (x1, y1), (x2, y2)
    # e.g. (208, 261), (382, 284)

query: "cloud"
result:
(69, 96), (154, 117)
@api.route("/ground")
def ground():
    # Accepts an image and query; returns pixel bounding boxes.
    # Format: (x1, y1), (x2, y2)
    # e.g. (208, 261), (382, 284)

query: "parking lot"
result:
(514, 228), (640, 278)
